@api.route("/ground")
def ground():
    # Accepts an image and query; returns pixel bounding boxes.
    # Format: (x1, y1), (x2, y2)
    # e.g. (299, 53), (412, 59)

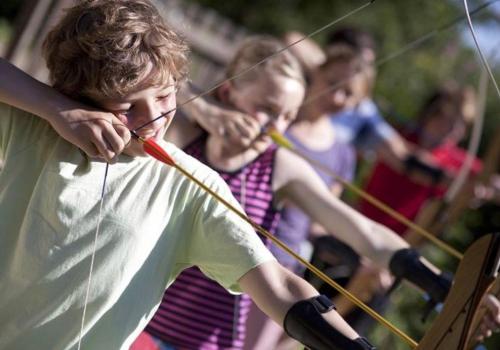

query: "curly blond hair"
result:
(43, 0), (189, 101)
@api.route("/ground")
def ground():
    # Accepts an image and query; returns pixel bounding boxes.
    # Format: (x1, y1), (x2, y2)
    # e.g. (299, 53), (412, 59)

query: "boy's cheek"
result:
(164, 98), (177, 114)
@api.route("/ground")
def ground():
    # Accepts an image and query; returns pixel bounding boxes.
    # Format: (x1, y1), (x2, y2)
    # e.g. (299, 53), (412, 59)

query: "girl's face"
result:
(97, 80), (177, 157)
(228, 74), (306, 135)
(309, 60), (366, 116)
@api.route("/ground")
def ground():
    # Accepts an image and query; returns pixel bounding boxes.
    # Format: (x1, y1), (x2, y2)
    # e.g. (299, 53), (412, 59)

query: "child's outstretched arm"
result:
(274, 147), (408, 268)
(275, 147), (451, 296)
(274, 147), (500, 340)
(0, 58), (129, 162)
(238, 260), (375, 350)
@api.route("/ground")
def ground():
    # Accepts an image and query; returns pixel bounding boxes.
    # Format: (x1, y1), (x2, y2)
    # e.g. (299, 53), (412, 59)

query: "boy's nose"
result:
(138, 104), (163, 125)
(132, 104), (166, 133)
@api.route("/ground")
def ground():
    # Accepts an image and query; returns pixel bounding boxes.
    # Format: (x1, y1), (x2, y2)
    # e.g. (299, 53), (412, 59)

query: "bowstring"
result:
(457, 0), (500, 199)
(302, 0), (499, 106)
(76, 163), (109, 349)
(463, 0), (500, 100)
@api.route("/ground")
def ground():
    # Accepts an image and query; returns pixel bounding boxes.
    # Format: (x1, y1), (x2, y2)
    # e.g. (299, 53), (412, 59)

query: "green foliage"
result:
(0, 18), (12, 44)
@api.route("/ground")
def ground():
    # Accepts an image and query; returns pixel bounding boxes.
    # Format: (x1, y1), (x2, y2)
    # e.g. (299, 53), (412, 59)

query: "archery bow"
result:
(456, 0), (500, 347)
(416, 233), (500, 350)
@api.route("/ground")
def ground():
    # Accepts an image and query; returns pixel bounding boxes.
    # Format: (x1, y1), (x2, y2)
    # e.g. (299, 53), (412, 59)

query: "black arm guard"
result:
(389, 248), (452, 304)
(404, 154), (445, 184)
(284, 295), (376, 350)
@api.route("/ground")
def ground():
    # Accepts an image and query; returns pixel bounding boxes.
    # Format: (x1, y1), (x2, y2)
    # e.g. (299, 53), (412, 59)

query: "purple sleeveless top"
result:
(146, 134), (280, 349)
(271, 131), (356, 273)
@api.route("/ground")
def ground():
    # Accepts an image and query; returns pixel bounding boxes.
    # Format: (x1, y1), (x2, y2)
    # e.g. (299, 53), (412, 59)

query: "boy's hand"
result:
(49, 108), (131, 163)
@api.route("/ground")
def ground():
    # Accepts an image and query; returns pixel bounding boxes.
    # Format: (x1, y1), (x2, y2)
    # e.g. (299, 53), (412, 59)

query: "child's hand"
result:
(473, 293), (500, 343)
(201, 103), (261, 148)
(49, 107), (131, 163)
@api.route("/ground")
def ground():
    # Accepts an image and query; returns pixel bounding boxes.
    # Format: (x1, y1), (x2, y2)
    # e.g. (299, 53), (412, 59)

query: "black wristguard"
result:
(404, 155), (445, 184)
(283, 295), (376, 350)
(389, 248), (452, 304)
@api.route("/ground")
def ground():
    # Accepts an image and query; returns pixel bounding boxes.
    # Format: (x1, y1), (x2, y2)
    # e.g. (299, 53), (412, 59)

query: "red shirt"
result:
(359, 139), (482, 236)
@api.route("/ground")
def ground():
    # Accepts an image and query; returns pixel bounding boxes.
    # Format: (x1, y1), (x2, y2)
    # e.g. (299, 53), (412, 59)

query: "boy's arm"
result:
(0, 58), (129, 162)
(238, 260), (375, 350)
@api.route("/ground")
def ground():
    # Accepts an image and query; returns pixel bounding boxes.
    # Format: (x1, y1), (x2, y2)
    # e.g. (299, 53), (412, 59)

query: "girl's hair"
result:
(321, 44), (376, 95)
(417, 82), (477, 124)
(226, 36), (305, 88)
(43, 0), (189, 101)
(327, 26), (377, 55)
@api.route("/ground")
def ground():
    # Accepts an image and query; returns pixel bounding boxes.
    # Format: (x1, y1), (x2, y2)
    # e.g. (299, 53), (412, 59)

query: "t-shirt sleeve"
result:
(185, 167), (276, 294)
(0, 103), (54, 161)
(0, 102), (13, 159)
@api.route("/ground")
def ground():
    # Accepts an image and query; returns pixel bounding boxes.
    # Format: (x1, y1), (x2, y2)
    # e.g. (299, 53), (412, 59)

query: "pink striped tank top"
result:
(145, 134), (280, 349)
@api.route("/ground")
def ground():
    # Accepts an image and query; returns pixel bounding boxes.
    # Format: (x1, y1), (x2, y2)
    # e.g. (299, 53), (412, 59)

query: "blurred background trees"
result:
(189, 0), (500, 152)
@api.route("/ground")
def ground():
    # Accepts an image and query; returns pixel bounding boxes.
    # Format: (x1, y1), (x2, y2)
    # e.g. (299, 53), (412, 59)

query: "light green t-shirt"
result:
(0, 103), (275, 350)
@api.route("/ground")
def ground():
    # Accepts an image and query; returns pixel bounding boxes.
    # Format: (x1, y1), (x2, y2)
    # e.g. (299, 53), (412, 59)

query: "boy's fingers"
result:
(114, 123), (132, 147)
(90, 131), (116, 163)
(102, 125), (126, 155)
(79, 142), (100, 158)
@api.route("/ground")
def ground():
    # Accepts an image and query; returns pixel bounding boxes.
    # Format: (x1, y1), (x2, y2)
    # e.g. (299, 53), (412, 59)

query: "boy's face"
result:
(310, 60), (366, 116)
(229, 74), (305, 136)
(96, 81), (177, 157)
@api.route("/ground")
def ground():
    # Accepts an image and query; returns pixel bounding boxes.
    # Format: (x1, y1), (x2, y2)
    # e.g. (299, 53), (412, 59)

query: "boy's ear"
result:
(216, 82), (232, 104)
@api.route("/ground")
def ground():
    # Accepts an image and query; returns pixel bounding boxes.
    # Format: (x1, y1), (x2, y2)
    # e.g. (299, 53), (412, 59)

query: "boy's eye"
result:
(157, 92), (173, 101)
(117, 108), (131, 115)
(114, 106), (133, 116)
